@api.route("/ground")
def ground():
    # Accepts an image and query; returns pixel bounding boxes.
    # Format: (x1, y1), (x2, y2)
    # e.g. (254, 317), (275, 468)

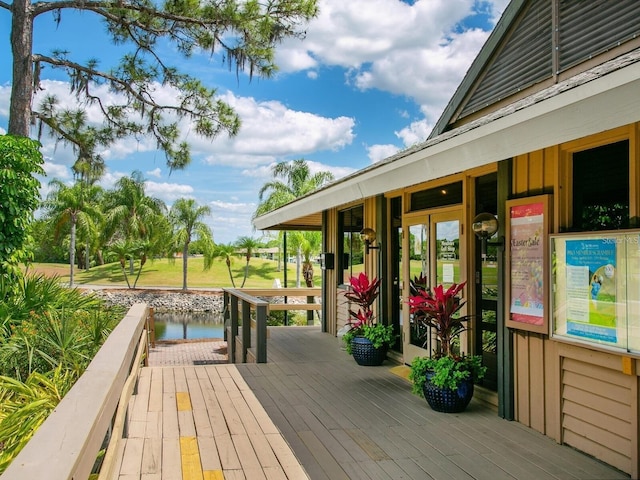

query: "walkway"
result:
(120, 327), (628, 480)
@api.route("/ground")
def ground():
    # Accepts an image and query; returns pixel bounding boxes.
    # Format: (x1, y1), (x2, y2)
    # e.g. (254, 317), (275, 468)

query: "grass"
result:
(27, 257), (310, 289)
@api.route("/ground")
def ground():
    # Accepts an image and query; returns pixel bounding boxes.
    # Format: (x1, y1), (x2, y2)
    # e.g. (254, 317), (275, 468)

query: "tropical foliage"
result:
(169, 199), (212, 290)
(4, 0), (318, 172)
(342, 273), (395, 353)
(255, 159), (334, 287)
(0, 274), (123, 472)
(408, 281), (486, 394)
(0, 135), (44, 277)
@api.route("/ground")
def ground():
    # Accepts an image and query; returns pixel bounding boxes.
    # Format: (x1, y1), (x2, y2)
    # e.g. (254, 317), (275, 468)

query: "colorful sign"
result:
(509, 202), (545, 325)
(565, 239), (617, 343)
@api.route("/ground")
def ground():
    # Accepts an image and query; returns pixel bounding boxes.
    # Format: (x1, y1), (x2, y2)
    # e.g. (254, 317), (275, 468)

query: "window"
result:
(572, 141), (629, 231)
(409, 181), (463, 212)
(338, 205), (364, 284)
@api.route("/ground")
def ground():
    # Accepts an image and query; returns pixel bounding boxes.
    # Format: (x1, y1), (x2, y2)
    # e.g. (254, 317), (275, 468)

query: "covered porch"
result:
(116, 326), (627, 479)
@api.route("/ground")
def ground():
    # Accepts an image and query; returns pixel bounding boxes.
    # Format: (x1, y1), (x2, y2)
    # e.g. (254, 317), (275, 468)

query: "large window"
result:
(572, 141), (629, 231)
(338, 205), (364, 284)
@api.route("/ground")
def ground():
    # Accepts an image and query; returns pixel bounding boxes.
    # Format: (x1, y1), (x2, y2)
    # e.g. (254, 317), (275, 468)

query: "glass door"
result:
(403, 211), (463, 363)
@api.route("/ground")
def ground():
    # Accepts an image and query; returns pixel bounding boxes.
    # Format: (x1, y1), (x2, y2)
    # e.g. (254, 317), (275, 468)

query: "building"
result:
(253, 1), (640, 476)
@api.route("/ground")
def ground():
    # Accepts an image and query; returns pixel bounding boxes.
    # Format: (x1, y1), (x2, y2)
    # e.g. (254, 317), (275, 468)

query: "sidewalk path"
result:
(148, 340), (228, 366)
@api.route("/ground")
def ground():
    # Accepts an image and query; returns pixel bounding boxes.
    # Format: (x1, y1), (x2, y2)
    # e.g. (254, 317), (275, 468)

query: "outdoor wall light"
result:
(472, 212), (501, 257)
(360, 227), (380, 254)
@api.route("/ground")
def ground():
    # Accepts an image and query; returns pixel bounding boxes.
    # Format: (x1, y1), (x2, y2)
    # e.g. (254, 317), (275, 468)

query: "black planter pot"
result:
(422, 372), (474, 413)
(350, 336), (387, 366)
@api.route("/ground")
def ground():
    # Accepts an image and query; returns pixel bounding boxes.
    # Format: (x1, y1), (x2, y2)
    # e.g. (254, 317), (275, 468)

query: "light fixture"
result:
(472, 212), (501, 258)
(360, 227), (380, 254)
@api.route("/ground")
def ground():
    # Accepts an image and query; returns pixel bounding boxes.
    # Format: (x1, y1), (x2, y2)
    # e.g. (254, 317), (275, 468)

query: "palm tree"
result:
(43, 180), (102, 286)
(169, 198), (212, 290)
(106, 239), (135, 288)
(254, 159), (333, 286)
(295, 231), (322, 287)
(104, 171), (166, 273)
(235, 236), (261, 288)
(203, 242), (239, 287)
(254, 159), (334, 217)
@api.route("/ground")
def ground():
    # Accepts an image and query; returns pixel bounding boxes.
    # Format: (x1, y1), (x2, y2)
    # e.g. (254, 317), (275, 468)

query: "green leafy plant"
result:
(409, 355), (486, 396)
(407, 281), (486, 393)
(342, 273), (395, 354)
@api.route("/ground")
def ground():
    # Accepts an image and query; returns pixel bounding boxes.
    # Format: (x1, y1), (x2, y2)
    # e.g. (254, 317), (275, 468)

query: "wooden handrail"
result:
(1, 303), (149, 480)
(223, 288), (322, 364)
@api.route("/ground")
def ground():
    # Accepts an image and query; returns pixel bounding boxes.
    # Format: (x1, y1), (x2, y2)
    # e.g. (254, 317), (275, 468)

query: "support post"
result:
(307, 295), (315, 325)
(242, 300), (251, 363)
(229, 294), (239, 364)
(256, 304), (268, 363)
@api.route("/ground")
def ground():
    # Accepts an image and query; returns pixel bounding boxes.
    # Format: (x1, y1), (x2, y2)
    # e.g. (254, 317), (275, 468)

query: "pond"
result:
(152, 311), (225, 341)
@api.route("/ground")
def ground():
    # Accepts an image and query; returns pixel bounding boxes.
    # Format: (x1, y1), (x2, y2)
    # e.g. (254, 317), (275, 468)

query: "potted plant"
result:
(407, 281), (487, 412)
(342, 272), (395, 366)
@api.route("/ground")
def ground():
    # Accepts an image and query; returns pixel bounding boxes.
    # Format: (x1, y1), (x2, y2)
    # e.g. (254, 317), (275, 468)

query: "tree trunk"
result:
(69, 220), (76, 286)
(9, 0), (34, 136)
(295, 246), (301, 288)
(182, 242), (189, 290)
(303, 261), (314, 287)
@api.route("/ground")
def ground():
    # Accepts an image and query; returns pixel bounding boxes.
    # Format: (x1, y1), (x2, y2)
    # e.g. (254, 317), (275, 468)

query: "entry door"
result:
(402, 211), (463, 363)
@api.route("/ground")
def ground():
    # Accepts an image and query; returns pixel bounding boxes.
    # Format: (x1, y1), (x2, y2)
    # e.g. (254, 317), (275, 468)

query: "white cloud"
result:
(241, 159), (355, 182)
(145, 181), (194, 203)
(42, 161), (71, 179)
(210, 200), (256, 214)
(395, 118), (433, 147)
(277, 0), (494, 123)
(367, 144), (400, 163)
(146, 168), (162, 178)
(199, 93), (356, 167)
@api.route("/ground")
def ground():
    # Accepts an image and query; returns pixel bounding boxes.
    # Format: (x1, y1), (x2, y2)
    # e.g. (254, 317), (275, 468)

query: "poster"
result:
(509, 202), (545, 325)
(565, 239), (617, 343)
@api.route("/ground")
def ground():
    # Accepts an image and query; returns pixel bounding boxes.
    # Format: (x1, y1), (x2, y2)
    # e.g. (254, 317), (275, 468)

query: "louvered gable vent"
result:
(459, 1), (552, 119)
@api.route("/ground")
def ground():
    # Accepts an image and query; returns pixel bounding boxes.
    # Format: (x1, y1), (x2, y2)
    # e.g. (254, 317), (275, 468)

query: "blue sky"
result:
(0, 0), (509, 244)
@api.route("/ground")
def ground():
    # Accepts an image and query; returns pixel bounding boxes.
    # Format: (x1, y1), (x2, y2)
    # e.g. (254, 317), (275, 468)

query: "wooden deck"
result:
(116, 326), (629, 480)
(114, 364), (308, 479)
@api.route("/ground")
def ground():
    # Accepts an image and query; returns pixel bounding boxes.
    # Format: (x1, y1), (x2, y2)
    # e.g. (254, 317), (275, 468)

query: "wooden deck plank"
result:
(162, 391), (179, 439)
(118, 327), (627, 480)
(148, 368), (164, 412)
(185, 368), (214, 438)
(119, 437), (144, 477)
(141, 437), (162, 475)
(197, 436), (223, 471)
(161, 437), (182, 480)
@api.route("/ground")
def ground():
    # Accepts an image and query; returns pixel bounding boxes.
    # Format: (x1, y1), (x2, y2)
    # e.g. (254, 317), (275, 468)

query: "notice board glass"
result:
(550, 230), (640, 353)
(506, 195), (551, 334)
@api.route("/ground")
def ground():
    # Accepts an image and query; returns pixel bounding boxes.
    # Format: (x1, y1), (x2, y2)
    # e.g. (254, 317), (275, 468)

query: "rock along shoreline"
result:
(86, 288), (225, 313)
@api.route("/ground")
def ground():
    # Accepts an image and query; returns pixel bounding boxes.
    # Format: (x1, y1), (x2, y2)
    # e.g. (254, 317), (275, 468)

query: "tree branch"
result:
(0, 1), (12, 11)
(33, 0), (220, 28)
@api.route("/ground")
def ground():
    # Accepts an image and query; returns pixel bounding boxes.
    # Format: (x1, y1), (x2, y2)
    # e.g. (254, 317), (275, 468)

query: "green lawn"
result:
(28, 257), (310, 289)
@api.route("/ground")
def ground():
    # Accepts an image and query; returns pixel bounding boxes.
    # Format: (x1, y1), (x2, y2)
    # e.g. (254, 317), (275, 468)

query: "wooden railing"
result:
(223, 288), (322, 363)
(1, 303), (150, 480)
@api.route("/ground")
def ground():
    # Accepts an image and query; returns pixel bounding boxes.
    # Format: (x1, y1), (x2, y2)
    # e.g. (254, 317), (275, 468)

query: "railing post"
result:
(242, 300), (251, 363)
(256, 304), (268, 363)
(229, 294), (239, 364)
(223, 291), (229, 342)
(307, 295), (315, 325)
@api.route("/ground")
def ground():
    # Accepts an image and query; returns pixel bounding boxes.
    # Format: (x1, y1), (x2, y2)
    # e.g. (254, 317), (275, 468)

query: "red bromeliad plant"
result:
(342, 273), (395, 353)
(344, 272), (381, 329)
(407, 281), (469, 357)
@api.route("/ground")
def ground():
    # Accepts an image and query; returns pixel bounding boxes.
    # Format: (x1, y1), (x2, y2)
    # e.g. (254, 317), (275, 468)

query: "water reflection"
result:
(153, 311), (224, 341)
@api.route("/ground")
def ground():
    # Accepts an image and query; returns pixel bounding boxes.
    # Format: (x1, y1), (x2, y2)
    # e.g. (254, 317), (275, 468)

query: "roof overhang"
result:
(254, 51), (640, 231)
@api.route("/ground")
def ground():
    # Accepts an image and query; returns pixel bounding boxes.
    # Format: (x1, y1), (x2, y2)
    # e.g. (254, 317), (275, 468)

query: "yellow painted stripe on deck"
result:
(203, 471), (224, 480)
(180, 436), (204, 480)
(389, 365), (411, 382)
(177, 391), (192, 411)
